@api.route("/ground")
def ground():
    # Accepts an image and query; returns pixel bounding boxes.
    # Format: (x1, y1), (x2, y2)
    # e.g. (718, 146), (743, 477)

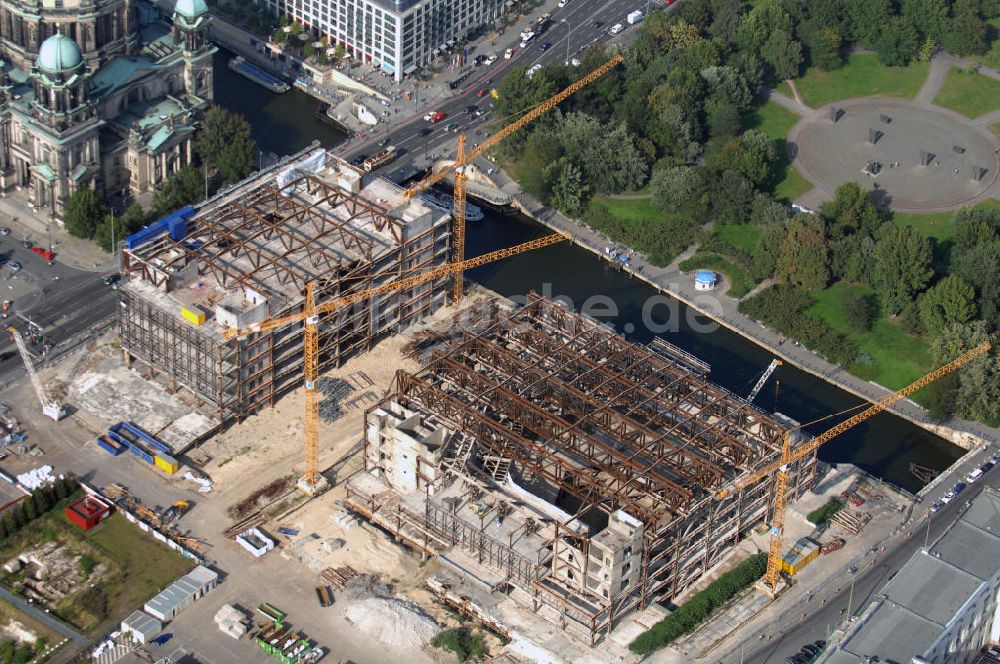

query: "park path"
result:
(765, 88), (810, 115)
(975, 108), (1000, 126)
(915, 58), (950, 104)
(608, 192), (652, 200)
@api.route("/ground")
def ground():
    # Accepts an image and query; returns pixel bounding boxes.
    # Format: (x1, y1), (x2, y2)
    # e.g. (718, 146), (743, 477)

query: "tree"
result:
(94, 203), (146, 253)
(751, 222), (787, 280)
(547, 158), (588, 216)
(872, 224), (933, 315)
(651, 167), (705, 214)
(195, 106), (256, 184)
(947, 0), (988, 56)
(705, 98), (741, 139)
(709, 170), (755, 225)
(63, 187), (107, 240)
(517, 127), (563, 200)
(31, 488), (50, 515)
(272, 26), (286, 43)
(950, 238), (1000, 326)
(842, 290), (876, 333)
(760, 29), (803, 79)
(931, 321), (1000, 424)
(79, 554), (96, 579)
(806, 25), (843, 70)
(303, 42), (315, 59)
(919, 275), (977, 335)
(876, 16), (920, 66)
(841, 0), (893, 48)
(776, 214), (830, 290)
(903, 0), (950, 43)
(821, 181), (886, 237)
(750, 193), (789, 226)
(21, 499), (35, 522)
(333, 43), (346, 60)
(153, 165), (204, 216)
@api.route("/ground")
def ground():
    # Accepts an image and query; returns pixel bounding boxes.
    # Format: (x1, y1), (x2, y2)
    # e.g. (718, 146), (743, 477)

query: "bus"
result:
(363, 146), (397, 172)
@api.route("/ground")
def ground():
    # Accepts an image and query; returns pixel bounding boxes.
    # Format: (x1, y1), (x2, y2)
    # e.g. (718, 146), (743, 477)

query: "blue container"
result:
(121, 422), (172, 455)
(97, 436), (124, 456)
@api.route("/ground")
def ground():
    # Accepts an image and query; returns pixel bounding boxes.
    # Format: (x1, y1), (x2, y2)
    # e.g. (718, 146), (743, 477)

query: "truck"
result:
(520, 30), (536, 47)
(609, 23), (623, 35)
(315, 586), (334, 607)
(627, 10), (644, 25)
(428, 111), (446, 124)
(821, 538), (846, 555)
(537, 13), (552, 33)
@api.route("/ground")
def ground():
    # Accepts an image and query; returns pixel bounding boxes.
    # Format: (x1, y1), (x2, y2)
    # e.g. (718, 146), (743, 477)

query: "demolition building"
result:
(346, 294), (817, 643)
(117, 147), (451, 423)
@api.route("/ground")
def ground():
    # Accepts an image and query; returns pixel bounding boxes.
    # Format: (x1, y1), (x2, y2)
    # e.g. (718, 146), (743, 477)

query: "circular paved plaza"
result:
(791, 98), (1000, 211)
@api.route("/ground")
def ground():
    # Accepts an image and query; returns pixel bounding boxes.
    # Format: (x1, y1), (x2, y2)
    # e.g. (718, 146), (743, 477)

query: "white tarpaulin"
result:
(275, 149), (327, 191)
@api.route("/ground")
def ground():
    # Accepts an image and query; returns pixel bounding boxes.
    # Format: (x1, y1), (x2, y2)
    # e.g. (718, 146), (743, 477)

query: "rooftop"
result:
(121, 148), (444, 341)
(827, 487), (1000, 663)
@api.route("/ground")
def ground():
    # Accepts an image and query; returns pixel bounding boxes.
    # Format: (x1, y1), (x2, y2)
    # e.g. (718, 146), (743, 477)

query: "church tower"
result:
(172, 0), (214, 101)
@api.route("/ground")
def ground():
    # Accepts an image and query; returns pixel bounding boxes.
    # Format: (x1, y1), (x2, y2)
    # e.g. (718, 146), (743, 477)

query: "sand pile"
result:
(343, 596), (439, 648)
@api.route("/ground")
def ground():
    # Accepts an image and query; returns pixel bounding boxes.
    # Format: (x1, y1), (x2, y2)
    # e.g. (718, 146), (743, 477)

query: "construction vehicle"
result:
(221, 60), (621, 494)
(714, 341), (990, 594)
(747, 359), (781, 404)
(8, 326), (64, 420)
(402, 54), (624, 304)
(161, 500), (190, 524)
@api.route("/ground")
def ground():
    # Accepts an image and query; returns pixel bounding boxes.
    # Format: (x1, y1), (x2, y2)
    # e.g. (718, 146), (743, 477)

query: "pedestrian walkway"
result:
(483, 167), (1000, 451)
(0, 195), (112, 273)
(767, 87), (811, 115)
(915, 58), (950, 103)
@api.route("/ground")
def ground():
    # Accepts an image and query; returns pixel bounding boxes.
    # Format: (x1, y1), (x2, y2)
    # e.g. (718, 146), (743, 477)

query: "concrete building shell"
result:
(346, 294), (817, 644)
(117, 147), (452, 426)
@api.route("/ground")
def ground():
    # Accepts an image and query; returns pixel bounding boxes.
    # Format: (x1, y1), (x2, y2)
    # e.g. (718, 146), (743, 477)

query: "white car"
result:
(991, 453), (1000, 465)
(504, 47), (514, 59)
(966, 467), (984, 483)
(484, 54), (497, 65)
(557, 0), (568, 6)
(422, 110), (439, 121)
(566, 57), (581, 67)
(941, 490), (956, 504)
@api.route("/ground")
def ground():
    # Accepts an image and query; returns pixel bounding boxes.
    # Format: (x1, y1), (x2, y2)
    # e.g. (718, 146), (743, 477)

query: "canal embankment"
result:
(475, 168), (996, 455)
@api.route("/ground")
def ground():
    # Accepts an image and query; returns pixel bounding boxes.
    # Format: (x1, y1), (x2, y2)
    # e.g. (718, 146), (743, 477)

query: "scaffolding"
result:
(347, 294), (817, 643)
(117, 148), (452, 423)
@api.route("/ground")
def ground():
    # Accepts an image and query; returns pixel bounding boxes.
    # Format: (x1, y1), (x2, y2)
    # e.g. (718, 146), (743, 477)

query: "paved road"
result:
(0, 234), (117, 387)
(0, 584), (88, 645)
(343, 0), (657, 172)
(718, 450), (998, 664)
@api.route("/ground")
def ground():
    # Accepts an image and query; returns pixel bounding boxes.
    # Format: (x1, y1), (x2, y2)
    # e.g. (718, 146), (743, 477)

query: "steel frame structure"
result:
(118, 163), (452, 423)
(349, 294), (817, 643)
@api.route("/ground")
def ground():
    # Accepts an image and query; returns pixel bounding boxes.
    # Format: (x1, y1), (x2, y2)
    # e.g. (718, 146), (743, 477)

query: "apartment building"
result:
(265, 0), (505, 81)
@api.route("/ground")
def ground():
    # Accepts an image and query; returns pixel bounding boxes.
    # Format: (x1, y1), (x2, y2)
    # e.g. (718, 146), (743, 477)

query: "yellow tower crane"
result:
(223, 233), (568, 493)
(715, 341), (991, 594)
(403, 54), (625, 303)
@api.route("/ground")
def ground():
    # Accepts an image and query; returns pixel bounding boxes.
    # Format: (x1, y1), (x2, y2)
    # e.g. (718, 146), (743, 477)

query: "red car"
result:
(429, 111), (447, 124)
(476, 88), (488, 97)
(30, 246), (54, 261)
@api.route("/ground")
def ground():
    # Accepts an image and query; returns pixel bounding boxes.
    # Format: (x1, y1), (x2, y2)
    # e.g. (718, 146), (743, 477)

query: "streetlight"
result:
(562, 18), (572, 65)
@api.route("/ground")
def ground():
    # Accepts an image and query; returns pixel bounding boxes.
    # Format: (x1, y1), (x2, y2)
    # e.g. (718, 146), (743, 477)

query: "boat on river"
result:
(419, 192), (484, 221)
(228, 57), (290, 93)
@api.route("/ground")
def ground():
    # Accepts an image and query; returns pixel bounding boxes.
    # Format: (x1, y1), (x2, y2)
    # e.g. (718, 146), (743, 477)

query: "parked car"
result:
(966, 467), (985, 483)
(981, 461), (994, 473)
(954, 481), (967, 495)
(103, 274), (120, 287)
(504, 48), (514, 59)
(476, 88), (488, 97)
(801, 644), (820, 657)
(558, 0), (568, 6)
(0, 227), (9, 236)
(484, 54), (497, 65)
(30, 246), (54, 261)
(930, 499), (944, 513)
(7, 261), (20, 272)
(990, 452), (1000, 465)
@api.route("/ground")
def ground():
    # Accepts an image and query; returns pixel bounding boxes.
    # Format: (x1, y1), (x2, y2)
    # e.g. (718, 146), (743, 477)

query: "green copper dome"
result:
(174, 0), (209, 19)
(37, 33), (82, 73)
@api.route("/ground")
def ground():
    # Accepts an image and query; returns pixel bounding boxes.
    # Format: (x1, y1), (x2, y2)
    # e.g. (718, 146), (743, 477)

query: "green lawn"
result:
(745, 100), (801, 140)
(807, 283), (933, 389)
(894, 199), (1000, 244)
(715, 224), (761, 252)
(933, 67), (1000, 119)
(86, 514), (194, 629)
(678, 252), (755, 298)
(991, 122), (1000, 139)
(790, 54), (930, 108)
(745, 100), (815, 203)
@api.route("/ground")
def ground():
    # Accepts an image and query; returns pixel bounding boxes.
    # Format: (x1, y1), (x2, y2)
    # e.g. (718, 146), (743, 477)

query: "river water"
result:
(213, 51), (962, 493)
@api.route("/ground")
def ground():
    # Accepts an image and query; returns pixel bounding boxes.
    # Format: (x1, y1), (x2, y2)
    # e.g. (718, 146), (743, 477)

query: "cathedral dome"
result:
(37, 33), (83, 73)
(174, 0), (209, 19)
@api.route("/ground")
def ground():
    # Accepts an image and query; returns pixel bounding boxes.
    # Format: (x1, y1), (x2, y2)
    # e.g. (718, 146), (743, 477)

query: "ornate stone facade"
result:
(0, 0), (215, 218)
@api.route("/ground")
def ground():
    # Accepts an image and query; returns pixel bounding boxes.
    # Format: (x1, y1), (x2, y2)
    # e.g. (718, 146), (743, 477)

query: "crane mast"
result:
(8, 326), (64, 421)
(747, 359), (781, 404)
(714, 341), (990, 594)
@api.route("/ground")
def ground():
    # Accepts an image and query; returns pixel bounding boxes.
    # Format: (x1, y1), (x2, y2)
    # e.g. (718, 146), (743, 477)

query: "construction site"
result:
(345, 293), (818, 643)
(117, 147), (452, 426)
